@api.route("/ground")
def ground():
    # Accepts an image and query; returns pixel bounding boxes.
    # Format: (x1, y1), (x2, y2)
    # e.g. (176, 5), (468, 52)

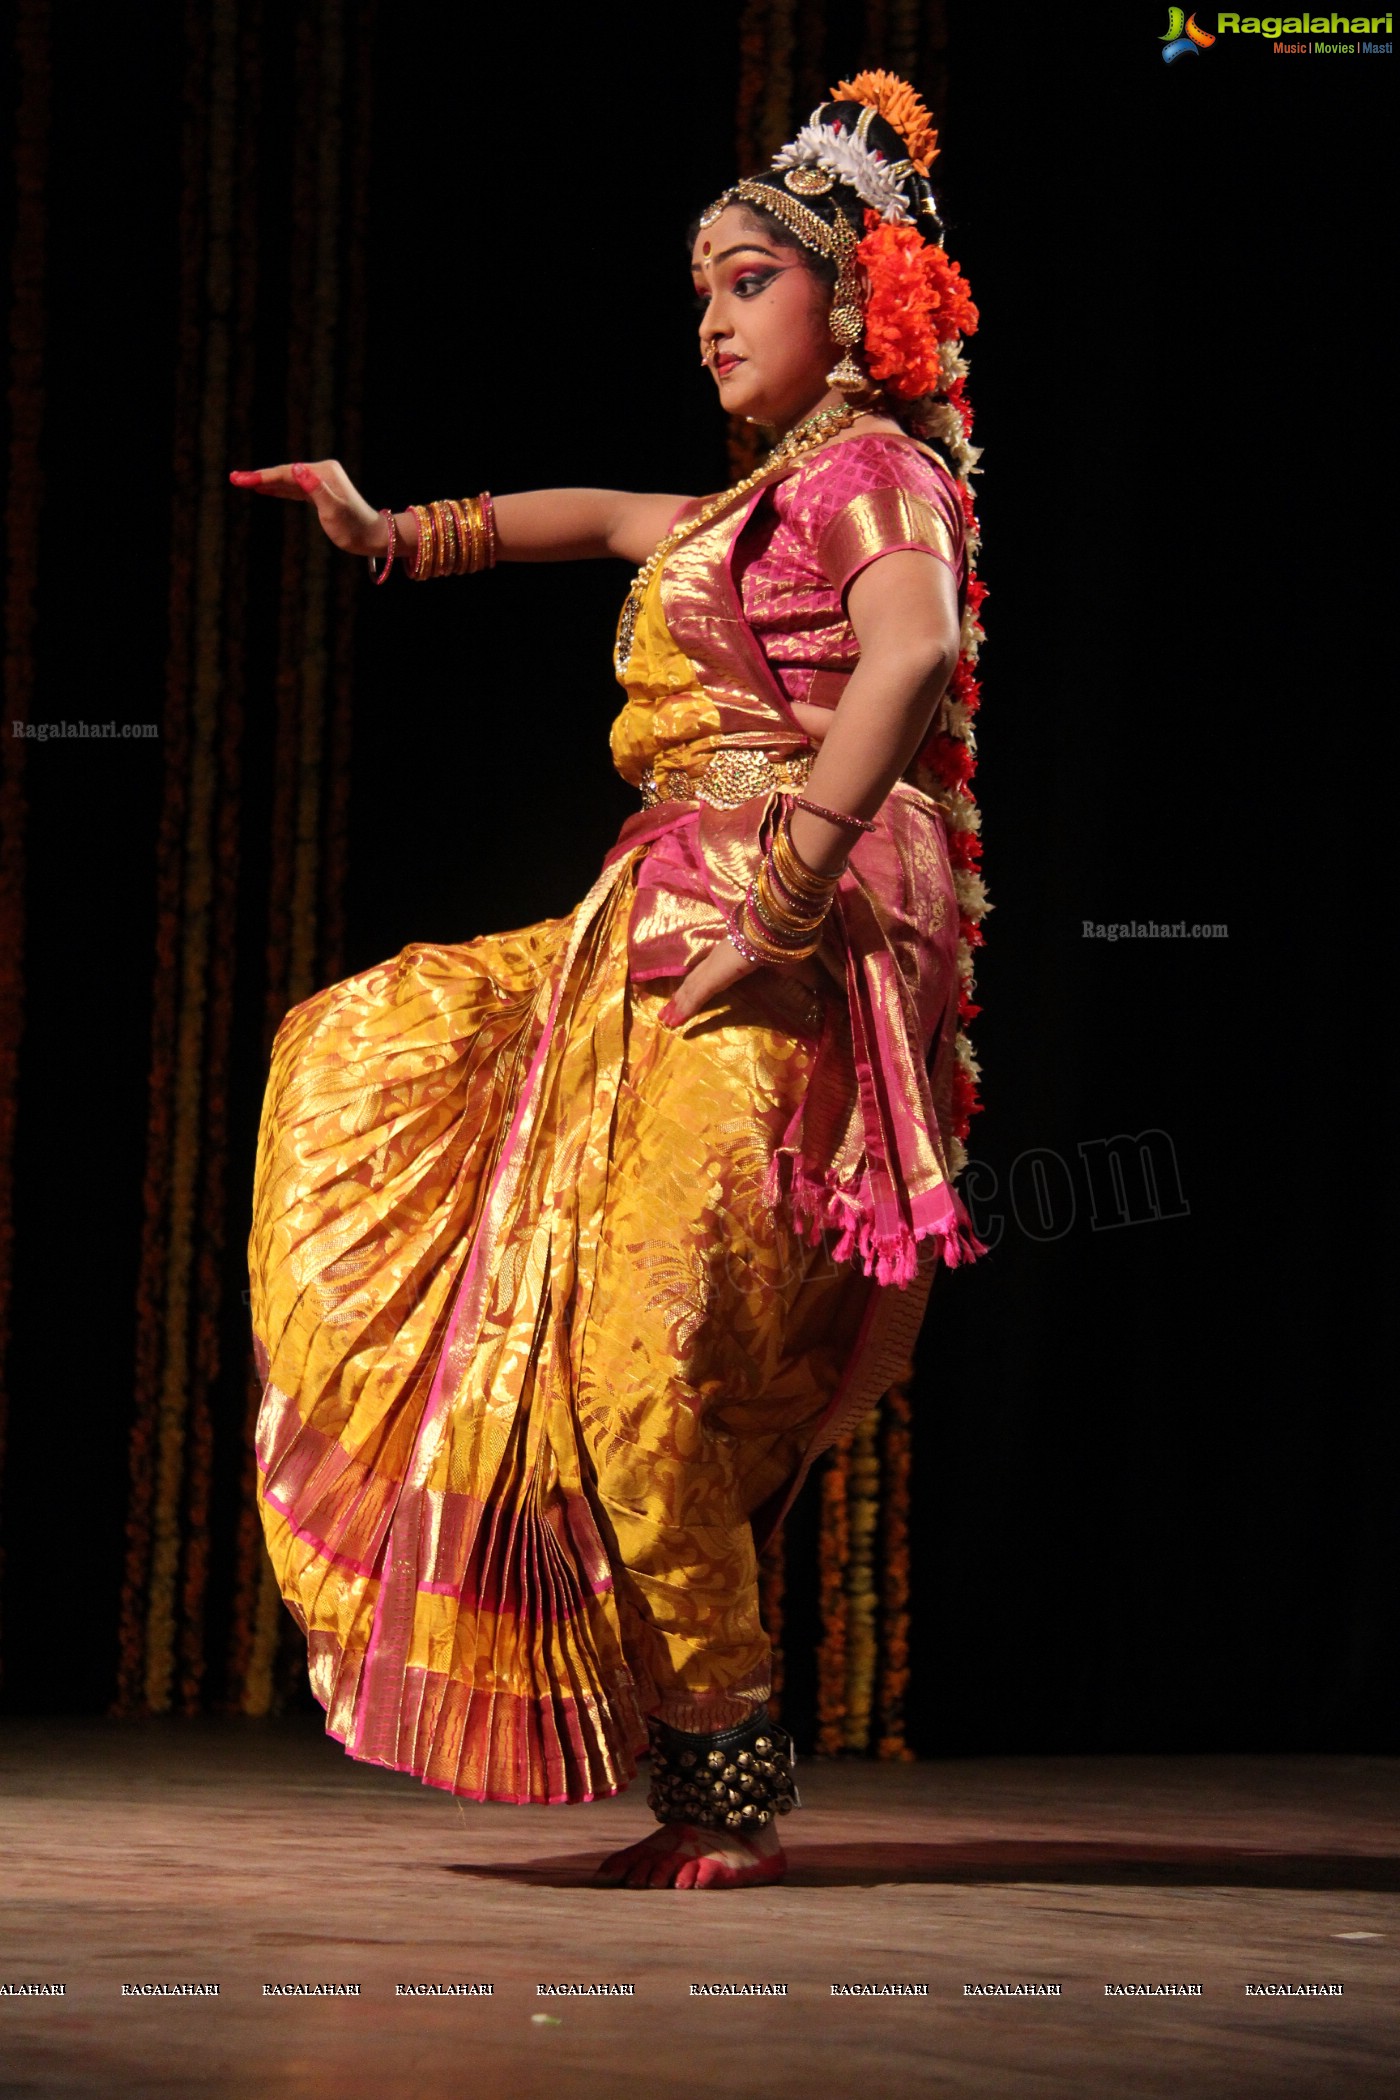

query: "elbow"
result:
(928, 638), (960, 692)
(901, 637), (959, 706)
(904, 642), (958, 744)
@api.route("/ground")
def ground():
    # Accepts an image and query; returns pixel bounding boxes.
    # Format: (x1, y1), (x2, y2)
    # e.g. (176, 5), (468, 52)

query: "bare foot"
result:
(594, 1818), (787, 1890)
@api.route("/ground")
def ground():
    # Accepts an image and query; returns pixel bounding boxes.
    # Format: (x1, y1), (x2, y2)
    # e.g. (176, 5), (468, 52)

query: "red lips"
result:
(715, 354), (744, 377)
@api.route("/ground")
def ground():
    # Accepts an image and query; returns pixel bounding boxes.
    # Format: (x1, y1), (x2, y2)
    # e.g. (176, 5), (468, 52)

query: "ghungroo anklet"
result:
(646, 1711), (800, 1832)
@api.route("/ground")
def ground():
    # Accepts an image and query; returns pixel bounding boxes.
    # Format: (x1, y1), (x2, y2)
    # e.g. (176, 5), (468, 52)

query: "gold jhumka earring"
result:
(825, 302), (867, 397)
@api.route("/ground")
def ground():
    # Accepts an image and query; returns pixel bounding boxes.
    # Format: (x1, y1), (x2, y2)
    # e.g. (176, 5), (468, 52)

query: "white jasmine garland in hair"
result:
(939, 342), (969, 387)
(772, 122), (913, 223)
(943, 698), (975, 743)
(952, 868), (989, 919)
(941, 791), (980, 833)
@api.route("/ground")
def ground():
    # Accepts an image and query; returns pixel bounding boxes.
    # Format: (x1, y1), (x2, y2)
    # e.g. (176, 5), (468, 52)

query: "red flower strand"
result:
(856, 211), (980, 401)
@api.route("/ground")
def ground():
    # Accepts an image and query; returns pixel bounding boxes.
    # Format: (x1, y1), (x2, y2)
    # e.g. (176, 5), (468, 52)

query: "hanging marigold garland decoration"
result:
(758, 1527), (787, 1723)
(815, 1432), (852, 1755)
(843, 1406), (881, 1750)
(876, 1366), (916, 1760)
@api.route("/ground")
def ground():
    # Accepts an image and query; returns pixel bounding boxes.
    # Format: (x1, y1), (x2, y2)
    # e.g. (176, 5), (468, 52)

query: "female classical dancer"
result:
(232, 71), (989, 1891)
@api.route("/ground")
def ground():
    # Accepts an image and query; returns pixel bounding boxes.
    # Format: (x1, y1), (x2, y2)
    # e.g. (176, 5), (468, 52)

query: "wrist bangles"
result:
(726, 796), (872, 967)
(408, 494), (497, 578)
(366, 493), (498, 583)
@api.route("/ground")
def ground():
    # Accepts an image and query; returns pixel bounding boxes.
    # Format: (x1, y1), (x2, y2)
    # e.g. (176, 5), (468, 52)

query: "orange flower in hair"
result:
(829, 69), (940, 174)
(856, 211), (979, 398)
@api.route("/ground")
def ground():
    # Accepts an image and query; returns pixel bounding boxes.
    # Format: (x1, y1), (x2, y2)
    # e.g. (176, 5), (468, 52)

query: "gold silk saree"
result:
(249, 440), (982, 1804)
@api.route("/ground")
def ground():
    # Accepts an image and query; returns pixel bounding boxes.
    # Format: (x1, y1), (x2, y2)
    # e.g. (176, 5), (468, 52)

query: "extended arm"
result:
(227, 459), (691, 566)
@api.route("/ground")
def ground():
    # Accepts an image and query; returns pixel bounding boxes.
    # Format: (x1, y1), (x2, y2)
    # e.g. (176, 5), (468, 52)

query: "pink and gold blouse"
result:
(735, 434), (966, 714)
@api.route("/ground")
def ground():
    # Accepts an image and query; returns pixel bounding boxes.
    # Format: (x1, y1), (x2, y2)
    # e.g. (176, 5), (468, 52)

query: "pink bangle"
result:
(367, 508), (396, 586)
(785, 792), (875, 835)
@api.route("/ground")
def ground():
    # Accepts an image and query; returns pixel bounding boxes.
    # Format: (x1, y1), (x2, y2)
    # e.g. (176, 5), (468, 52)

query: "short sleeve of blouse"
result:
(797, 436), (964, 600)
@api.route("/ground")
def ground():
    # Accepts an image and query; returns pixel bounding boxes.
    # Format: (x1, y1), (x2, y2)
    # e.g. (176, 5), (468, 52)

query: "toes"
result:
(646, 1853), (680, 1889)
(672, 1857), (701, 1889)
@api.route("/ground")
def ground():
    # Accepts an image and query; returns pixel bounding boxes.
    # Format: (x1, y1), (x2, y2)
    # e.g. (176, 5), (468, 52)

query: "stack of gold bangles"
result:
(407, 493), (498, 579)
(727, 798), (869, 967)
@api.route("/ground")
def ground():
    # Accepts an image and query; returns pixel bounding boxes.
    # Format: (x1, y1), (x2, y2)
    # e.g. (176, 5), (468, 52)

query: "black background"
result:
(1, 3), (1392, 1751)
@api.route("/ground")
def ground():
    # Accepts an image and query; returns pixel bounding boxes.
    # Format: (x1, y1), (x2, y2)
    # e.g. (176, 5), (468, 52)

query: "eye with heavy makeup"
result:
(691, 248), (790, 315)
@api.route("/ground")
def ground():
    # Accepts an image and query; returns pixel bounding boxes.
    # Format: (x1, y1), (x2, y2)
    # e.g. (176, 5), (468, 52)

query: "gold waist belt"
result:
(638, 746), (814, 812)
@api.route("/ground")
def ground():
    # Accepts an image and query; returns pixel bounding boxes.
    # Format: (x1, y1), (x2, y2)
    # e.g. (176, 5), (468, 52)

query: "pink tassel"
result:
(768, 1145), (986, 1287)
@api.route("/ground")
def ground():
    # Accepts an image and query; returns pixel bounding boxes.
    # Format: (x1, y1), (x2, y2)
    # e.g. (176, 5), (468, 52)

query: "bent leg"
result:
(574, 979), (873, 1883)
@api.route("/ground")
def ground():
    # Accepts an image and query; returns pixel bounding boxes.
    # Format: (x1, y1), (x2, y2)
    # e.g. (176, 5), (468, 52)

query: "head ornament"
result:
(699, 70), (967, 401)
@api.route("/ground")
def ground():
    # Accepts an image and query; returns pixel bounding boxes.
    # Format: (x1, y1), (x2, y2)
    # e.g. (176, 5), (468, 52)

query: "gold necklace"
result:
(614, 403), (858, 674)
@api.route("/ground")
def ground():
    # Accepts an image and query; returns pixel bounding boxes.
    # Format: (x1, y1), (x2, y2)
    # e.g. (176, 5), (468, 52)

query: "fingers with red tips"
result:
(228, 469), (261, 485)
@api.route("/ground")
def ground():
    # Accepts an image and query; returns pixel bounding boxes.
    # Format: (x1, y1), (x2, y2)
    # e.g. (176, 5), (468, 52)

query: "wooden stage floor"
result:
(1, 1718), (1395, 2098)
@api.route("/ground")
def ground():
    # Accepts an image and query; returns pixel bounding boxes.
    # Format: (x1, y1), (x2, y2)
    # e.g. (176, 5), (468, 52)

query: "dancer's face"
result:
(691, 206), (839, 431)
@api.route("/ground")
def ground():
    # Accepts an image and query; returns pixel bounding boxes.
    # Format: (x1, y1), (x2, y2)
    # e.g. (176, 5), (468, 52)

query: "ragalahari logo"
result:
(1161, 7), (1218, 55)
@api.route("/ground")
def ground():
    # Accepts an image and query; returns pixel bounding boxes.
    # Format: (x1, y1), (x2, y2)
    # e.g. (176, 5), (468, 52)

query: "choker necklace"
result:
(614, 403), (857, 675)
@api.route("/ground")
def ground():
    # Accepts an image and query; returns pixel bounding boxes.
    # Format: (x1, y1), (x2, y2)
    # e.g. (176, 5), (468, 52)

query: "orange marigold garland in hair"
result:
(828, 69), (940, 173)
(857, 215), (979, 400)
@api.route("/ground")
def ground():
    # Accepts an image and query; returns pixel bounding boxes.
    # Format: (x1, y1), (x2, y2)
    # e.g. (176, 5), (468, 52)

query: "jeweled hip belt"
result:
(638, 746), (815, 812)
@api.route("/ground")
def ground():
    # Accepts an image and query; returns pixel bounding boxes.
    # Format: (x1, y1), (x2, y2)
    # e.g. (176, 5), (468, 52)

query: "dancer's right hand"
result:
(228, 459), (387, 556)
